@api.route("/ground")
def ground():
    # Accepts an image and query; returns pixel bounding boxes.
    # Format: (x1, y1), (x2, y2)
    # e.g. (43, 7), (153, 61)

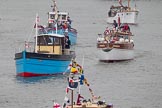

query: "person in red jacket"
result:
(121, 23), (130, 32)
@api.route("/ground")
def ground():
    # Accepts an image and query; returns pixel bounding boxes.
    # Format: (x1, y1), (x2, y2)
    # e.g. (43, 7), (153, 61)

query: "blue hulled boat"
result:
(15, 14), (75, 77)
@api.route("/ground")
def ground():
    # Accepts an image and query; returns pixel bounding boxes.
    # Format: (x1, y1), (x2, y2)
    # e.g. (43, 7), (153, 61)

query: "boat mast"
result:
(35, 14), (38, 53)
(128, 0), (130, 10)
(52, 0), (57, 12)
(52, 0), (58, 34)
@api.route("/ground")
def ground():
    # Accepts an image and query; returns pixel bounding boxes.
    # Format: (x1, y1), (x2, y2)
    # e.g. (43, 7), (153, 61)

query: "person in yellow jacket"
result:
(70, 60), (83, 74)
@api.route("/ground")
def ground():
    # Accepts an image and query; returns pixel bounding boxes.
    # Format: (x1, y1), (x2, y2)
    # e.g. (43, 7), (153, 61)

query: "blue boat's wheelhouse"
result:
(36, 34), (65, 55)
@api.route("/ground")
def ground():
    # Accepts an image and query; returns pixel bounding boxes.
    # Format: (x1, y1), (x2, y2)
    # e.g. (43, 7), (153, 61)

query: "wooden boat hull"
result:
(107, 11), (139, 24)
(15, 51), (75, 77)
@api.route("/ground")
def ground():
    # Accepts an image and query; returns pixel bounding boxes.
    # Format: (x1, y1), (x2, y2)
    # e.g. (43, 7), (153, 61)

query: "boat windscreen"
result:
(38, 36), (61, 46)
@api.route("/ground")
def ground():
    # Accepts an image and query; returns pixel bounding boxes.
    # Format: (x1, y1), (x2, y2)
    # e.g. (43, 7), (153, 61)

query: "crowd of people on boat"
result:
(97, 19), (132, 45)
(37, 15), (73, 35)
(115, 21), (130, 32)
(55, 16), (72, 30)
(108, 6), (131, 17)
(112, 20), (130, 32)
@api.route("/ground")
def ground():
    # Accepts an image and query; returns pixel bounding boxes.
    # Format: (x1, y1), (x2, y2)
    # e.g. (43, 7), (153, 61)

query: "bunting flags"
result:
(79, 74), (84, 85)
(76, 94), (84, 105)
(69, 59), (83, 74)
(60, 60), (102, 108)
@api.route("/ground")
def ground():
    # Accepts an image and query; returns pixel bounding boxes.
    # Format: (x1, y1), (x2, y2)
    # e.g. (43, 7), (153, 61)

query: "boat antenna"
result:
(51, 0), (58, 34)
(51, 0), (58, 12)
(51, 0), (58, 20)
(134, 0), (137, 10)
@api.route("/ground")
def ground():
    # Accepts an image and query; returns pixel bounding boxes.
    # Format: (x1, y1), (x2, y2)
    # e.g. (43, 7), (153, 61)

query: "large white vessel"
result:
(107, 0), (139, 24)
(97, 26), (134, 62)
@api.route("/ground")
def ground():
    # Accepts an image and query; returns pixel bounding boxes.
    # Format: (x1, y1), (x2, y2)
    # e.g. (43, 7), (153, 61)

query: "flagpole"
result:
(71, 90), (73, 108)
(35, 13), (38, 53)
(53, 0), (58, 34)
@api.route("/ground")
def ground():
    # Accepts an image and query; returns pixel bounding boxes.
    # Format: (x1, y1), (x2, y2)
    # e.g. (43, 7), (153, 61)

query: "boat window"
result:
(62, 15), (67, 20)
(48, 36), (54, 45)
(58, 14), (61, 17)
(38, 36), (52, 45)
(58, 14), (62, 21)
(46, 36), (52, 45)
(38, 36), (61, 46)
(38, 36), (46, 45)
(54, 37), (60, 45)
(50, 14), (55, 19)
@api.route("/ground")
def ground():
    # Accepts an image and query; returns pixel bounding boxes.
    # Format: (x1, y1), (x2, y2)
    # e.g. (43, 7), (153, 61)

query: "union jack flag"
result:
(53, 102), (60, 108)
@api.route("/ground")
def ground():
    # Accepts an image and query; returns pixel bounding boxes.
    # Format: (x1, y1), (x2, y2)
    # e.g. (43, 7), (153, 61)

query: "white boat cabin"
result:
(107, 0), (139, 24)
(48, 11), (69, 24)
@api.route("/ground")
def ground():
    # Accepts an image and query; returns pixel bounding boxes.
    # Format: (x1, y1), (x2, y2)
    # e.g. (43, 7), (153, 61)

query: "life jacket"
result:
(63, 23), (68, 29)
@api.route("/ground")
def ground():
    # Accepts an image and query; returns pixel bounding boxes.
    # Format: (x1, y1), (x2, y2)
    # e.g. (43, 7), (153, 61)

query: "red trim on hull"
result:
(100, 58), (134, 63)
(17, 72), (64, 77)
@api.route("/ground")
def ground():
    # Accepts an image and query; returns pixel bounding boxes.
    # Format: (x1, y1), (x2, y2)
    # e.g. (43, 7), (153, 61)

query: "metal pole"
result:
(35, 14), (38, 53)
(71, 90), (73, 108)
